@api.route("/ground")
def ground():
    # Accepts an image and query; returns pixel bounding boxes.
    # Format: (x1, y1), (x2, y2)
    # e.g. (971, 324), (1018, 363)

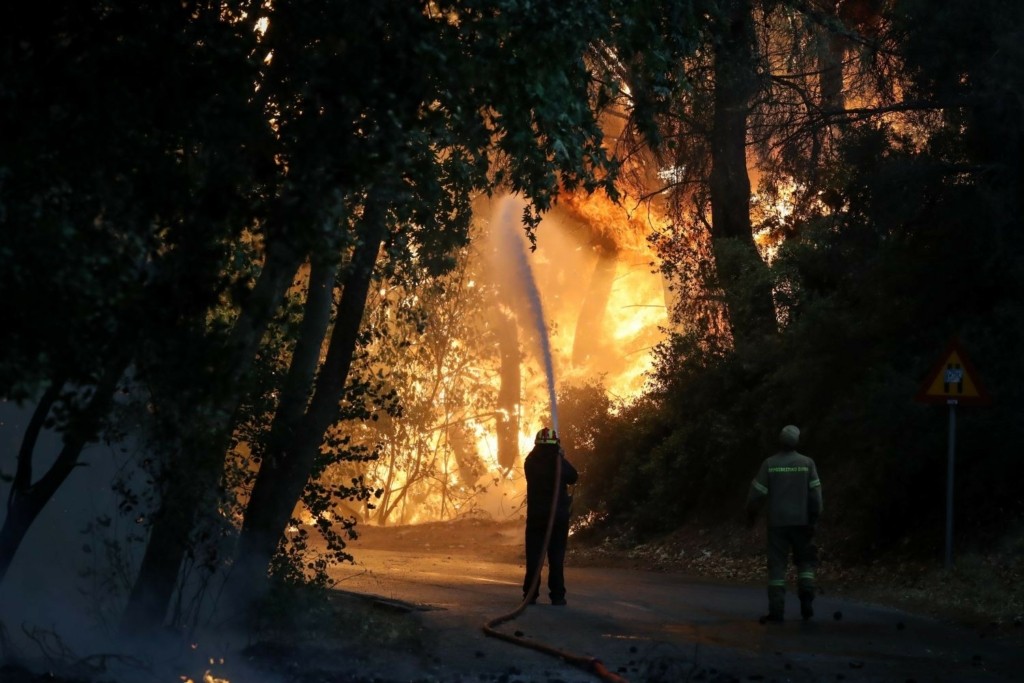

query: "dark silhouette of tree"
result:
(0, 0), (274, 584)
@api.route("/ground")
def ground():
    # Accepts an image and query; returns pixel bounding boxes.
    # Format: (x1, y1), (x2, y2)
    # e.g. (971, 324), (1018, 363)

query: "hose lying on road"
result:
(481, 453), (629, 683)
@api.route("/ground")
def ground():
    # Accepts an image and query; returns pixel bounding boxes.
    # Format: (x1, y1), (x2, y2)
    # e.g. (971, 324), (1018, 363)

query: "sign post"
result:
(914, 338), (990, 569)
(944, 400), (955, 570)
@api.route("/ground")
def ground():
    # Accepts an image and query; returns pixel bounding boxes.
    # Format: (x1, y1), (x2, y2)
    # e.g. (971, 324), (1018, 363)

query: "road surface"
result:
(327, 536), (1023, 682)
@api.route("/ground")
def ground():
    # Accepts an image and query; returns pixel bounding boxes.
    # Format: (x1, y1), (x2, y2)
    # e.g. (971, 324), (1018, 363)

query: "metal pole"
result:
(945, 400), (957, 570)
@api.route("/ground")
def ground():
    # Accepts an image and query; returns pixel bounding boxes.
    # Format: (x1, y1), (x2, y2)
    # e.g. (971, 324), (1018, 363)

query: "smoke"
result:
(495, 196), (560, 434)
(0, 399), (266, 683)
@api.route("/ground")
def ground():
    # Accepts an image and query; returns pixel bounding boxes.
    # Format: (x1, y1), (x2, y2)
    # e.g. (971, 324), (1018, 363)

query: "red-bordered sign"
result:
(914, 338), (991, 405)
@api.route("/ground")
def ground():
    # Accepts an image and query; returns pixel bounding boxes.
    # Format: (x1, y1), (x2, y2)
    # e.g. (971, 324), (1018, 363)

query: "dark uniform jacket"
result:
(524, 444), (578, 523)
(747, 450), (823, 527)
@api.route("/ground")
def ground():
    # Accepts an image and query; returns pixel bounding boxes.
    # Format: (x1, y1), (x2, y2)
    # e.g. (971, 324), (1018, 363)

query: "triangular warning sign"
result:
(915, 339), (991, 405)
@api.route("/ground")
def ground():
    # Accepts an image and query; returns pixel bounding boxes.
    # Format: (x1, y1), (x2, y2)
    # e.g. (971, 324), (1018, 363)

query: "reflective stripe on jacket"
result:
(747, 450), (823, 526)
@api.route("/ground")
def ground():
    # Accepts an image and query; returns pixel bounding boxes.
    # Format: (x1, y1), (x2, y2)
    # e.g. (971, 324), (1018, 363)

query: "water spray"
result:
(482, 198), (628, 683)
(496, 197), (559, 433)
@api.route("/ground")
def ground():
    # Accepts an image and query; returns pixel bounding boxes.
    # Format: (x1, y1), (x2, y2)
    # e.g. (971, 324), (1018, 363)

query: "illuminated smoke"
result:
(496, 196), (559, 433)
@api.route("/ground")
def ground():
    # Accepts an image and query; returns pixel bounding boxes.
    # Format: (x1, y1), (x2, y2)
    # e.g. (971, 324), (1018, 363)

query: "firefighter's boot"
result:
(798, 571), (816, 620)
(761, 585), (785, 623)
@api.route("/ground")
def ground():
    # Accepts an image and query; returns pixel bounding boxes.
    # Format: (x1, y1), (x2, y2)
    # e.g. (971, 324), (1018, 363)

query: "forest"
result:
(2, 0), (1023, 648)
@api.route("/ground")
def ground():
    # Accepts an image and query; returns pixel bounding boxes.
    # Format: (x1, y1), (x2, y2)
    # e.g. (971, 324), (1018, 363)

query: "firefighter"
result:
(522, 427), (578, 606)
(746, 424), (823, 623)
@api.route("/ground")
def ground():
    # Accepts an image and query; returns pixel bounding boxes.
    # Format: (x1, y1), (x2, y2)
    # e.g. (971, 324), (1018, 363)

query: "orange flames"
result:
(455, 188), (670, 521)
(332, 185), (672, 527)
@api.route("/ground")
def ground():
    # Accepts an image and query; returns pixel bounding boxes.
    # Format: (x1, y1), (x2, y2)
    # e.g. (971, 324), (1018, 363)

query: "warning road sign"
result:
(915, 338), (991, 405)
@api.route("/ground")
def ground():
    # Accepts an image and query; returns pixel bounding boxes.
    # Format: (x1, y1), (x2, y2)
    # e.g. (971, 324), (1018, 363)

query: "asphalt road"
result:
(329, 545), (1024, 683)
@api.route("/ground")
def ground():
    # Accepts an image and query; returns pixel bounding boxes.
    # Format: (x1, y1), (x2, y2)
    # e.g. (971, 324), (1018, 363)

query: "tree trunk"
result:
(817, 0), (846, 112)
(230, 207), (387, 606)
(375, 447), (399, 525)
(0, 378), (63, 583)
(120, 238), (302, 633)
(448, 425), (480, 486)
(221, 255), (335, 605)
(571, 246), (617, 367)
(708, 0), (776, 348)
(493, 305), (521, 471)
(0, 360), (125, 584)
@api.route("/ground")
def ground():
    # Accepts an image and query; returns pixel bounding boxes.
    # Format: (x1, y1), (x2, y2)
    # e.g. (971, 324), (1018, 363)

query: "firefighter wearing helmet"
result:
(746, 425), (823, 623)
(522, 427), (578, 606)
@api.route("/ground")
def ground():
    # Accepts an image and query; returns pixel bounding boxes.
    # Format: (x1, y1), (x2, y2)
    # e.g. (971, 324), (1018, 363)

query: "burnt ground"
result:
(2, 516), (1022, 683)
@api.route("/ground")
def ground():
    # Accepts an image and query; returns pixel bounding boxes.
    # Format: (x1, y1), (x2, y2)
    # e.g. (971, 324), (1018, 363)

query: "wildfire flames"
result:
(522, 190), (669, 398)
(371, 188), (670, 525)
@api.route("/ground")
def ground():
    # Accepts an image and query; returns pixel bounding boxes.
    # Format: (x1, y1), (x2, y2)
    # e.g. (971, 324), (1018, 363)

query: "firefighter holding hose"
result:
(523, 427), (578, 606)
(746, 424), (823, 623)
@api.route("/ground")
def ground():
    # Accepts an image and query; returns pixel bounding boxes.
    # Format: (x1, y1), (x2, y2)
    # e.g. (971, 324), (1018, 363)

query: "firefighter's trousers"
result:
(766, 525), (818, 617)
(523, 514), (570, 602)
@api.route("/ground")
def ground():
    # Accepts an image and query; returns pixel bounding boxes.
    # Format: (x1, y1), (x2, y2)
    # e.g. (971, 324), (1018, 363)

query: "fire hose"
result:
(481, 452), (629, 683)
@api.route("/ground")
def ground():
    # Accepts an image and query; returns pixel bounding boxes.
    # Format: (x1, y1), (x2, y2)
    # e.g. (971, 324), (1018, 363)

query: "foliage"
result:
(555, 380), (616, 513)
(340, 242), (506, 525)
(585, 109), (1024, 554)
(4, 0), (693, 628)
(0, 0), (268, 406)
(577, 0), (1024, 559)
(267, 420), (382, 588)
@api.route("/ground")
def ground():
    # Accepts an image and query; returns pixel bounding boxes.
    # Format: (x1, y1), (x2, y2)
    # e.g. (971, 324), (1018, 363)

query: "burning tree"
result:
(344, 240), (510, 526)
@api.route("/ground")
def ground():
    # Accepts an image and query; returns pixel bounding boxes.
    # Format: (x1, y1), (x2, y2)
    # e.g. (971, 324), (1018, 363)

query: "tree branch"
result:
(9, 376), (65, 509)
